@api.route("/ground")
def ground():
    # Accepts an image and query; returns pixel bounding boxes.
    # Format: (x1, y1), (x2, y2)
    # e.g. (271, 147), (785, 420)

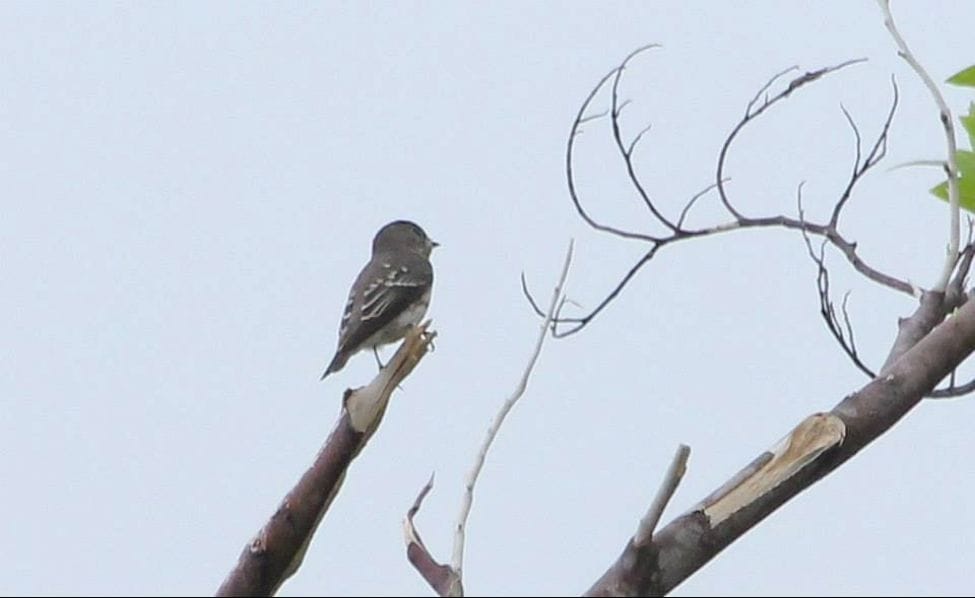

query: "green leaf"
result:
(947, 65), (975, 88)
(930, 150), (975, 213)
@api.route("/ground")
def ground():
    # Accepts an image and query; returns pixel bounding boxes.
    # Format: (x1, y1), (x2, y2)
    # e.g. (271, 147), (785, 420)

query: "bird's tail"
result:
(320, 350), (348, 380)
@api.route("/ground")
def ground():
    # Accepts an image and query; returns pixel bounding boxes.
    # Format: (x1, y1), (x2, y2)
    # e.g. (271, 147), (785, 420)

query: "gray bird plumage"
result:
(321, 220), (437, 380)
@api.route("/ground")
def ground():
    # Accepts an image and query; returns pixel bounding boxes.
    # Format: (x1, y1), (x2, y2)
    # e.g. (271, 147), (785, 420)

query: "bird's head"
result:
(373, 220), (438, 257)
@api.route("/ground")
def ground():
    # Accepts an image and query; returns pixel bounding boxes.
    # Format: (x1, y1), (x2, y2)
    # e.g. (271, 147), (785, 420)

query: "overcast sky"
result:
(3, 2), (974, 596)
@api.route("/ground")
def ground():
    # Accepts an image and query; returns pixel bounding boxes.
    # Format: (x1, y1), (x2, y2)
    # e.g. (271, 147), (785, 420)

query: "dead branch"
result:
(798, 185), (876, 378)
(633, 444), (691, 546)
(404, 475), (463, 597)
(586, 296), (975, 595)
(829, 82), (897, 229)
(715, 59), (866, 221)
(566, 45), (661, 244)
(529, 51), (910, 339)
(216, 323), (436, 597)
(405, 243), (574, 596)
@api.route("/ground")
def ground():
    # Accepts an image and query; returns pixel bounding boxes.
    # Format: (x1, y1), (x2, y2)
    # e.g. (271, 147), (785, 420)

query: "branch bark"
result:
(585, 295), (975, 596)
(216, 323), (436, 597)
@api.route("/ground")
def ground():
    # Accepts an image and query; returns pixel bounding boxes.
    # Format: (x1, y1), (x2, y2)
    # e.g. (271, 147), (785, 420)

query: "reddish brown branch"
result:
(403, 476), (462, 597)
(216, 413), (362, 597)
(216, 324), (436, 597)
(586, 296), (975, 595)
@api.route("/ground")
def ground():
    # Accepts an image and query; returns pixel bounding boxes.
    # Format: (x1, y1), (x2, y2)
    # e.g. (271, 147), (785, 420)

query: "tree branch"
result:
(404, 475), (462, 597)
(586, 297), (975, 595)
(716, 59), (866, 221)
(608, 45), (678, 231)
(798, 191), (877, 378)
(878, 0), (961, 292)
(405, 242), (574, 596)
(829, 80), (898, 229)
(216, 323), (436, 597)
(566, 47), (661, 243)
(539, 53), (910, 338)
(633, 444), (691, 546)
(453, 241), (573, 577)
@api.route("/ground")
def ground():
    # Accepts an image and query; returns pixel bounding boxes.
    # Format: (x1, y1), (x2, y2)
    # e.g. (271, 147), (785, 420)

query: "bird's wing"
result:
(336, 254), (432, 353)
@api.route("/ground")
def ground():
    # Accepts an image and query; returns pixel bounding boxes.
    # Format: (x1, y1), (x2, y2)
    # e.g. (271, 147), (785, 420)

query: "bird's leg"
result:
(373, 347), (386, 370)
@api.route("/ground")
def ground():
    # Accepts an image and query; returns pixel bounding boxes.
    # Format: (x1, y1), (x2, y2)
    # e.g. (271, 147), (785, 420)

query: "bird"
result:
(320, 220), (438, 380)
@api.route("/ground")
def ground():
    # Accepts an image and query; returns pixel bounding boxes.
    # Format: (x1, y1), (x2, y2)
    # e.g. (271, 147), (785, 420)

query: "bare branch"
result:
(552, 246), (659, 338)
(588, 294), (975, 595)
(404, 475), (462, 597)
(546, 53), (908, 339)
(799, 216), (876, 378)
(537, 217), (912, 339)
(945, 240), (975, 308)
(217, 323), (436, 597)
(677, 180), (725, 229)
(745, 65), (798, 117)
(925, 242), (975, 399)
(878, 0), (960, 292)
(626, 123), (653, 158)
(452, 241), (574, 580)
(633, 444), (691, 546)
(566, 49), (661, 243)
(520, 271), (548, 320)
(830, 79), (899, 229)
(831, 104), (863, 226)
(608, 45), (679, 231)
(928, 377), (975, 399)
(578, 108), (610, 126)
(717, 59), (867, 221)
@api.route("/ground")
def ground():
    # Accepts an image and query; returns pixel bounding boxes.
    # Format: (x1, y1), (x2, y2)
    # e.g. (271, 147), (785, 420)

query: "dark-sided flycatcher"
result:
(320, 220), (437, 380)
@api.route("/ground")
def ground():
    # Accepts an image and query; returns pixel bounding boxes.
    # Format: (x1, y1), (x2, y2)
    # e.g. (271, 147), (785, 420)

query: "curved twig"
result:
(528, 246), (660, 338)
(540, 52), (909, 340)
(798, 191), (876, 378)
(830, 79), (898, 229)
(608, 45), (678, 231)
(878, 0), (960, 292)
(677, 180), (725, 229)
(928, 377), (975, 399)
(566, 48), (661, 243)
(717, 59), (867, 221)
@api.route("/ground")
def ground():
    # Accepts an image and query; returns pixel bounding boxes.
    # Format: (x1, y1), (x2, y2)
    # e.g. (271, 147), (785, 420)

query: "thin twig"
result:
(608, 45), (678, 231)
(946, 241), (975, 307)
(829, 104), (863, 228)
(549, 246), (659, 337)
(677, 180), (726, 229)
(717, 59), (866, 221)
(542, 53), (907, 338)
(746, 65), (798, 117)
(928, 377), (975, 399)
(798, 186), (877, 378)
(566, 49), (661, 243)
(878, 0), (960, 292)
(452, 240), (574, 579)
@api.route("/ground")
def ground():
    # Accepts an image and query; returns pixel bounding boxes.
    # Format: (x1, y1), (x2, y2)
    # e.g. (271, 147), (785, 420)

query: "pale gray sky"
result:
(2, 2), (973, 596)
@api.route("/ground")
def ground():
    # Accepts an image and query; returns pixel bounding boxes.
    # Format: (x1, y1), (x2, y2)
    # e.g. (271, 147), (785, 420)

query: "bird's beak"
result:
(430, 240), (440, 249)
